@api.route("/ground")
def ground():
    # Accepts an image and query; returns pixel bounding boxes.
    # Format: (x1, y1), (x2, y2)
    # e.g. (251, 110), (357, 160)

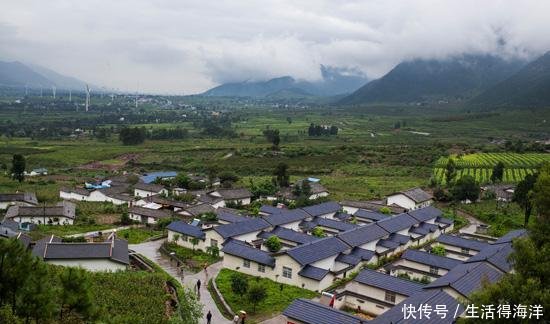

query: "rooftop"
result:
(401, 249), (462, 270)
(286, 236), (350, 266)
(258, 226), (318, 245)
(129, 206), (172, 219)
(167, 221), (205, 239)
(302, 201), (341, 217)
(214, 217), (270, 239)
(221, 240), (275, 267)
(134, 182), (166, 193)
(425, 262), (504, 297)
(5, 201), (76, 219)
(0, 192), (38, 205)
(298, 265), (330, 280)
(376, 213), (418, 233)
(354, 268), (424, 296)
(436, 234), (489, 251)
(337, 223), (388, 247)
(262, 208), (310, 226)
(353, 209), (388, 221)
(392, 187), (433, 203)
(283, 299), (364, 324)
(407, 206), (442, 222)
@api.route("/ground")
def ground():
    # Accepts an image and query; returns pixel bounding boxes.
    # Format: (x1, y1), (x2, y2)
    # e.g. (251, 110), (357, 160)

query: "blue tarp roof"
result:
(140, 171), (178, 184)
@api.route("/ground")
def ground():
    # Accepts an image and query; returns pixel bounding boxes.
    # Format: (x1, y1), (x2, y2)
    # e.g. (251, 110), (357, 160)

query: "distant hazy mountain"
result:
(471, 51), (550, 108)
(0, 61), (55, 88)
(202, 65), (368, 97)
(339, 55), (525, 105)
(0, 60), (90, 90)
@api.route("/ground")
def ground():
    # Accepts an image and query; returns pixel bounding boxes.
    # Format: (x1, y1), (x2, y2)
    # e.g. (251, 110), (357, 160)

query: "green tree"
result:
(10, 154), (25, 182)
(206, 245), (220, 258)
(311, 227), (326, 238)
(274, 163), (290, 187)
(17, 259), (56, 323)
(513, 173), (538, 226)
(431, 245), (446, 256)
(0, 305), (22, 324)
(379, 206), (391, 215)
(219, 171), (239, 188)
(450, 175), (480, 202)
(247, 283), (267, 313)
(265, 236), (282, 252)
(120, 212), (131, 225)
(490, 161), (505, 183)
(59, 267), (96, 321)
(175, 173), (190, 188)
(445, 158), (456, 185)
(0, 238), (33, 310)
(172, 288), (203, 324)
(230, 273), (248, 295)
(190, 237), (200, 252)
(467, 163), (550, 323)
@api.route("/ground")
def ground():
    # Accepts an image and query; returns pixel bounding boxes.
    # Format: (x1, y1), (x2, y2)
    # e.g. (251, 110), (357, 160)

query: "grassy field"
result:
(215, 268), (318, 323)
(433, 152), (550, 184)
(117, 227), (164, 244)
(458, 200), (526, 236)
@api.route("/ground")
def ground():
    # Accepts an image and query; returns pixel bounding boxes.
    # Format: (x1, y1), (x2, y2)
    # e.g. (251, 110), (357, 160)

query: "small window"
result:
(282, 266), (292, 279)
(258, 264), (265, 273)
(385, 291), (396, 303)
(210, 239), (218, 247)
(430, 266), (439, 275)
(356, 299), (365, 304)
(461, 247), (470, 254)
(243, 259), (250, 268)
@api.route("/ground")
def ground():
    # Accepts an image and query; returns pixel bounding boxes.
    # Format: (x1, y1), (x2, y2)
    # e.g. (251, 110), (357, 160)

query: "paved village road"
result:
(130, 240), (232, 324)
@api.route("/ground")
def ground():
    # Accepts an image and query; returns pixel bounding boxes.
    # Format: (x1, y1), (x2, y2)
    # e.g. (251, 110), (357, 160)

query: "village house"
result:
(301, 217), (358, 236)
(167, 221), (206, 248)
(207, 188), (253, 206)
(135, 195), (191, 212)
(334, 269), (424, 316)
(215, 208), (250, 224)
(4, 201), (76, 225)
(258, 205), (286, 216)
(302, 201), (341, 219)
(0, 192), (38, 209)
(59, 187), (132, 206)
(351, 209), (388, 224)
(134, 183), (168, 198)
(283, 298), (364, 324)
(128, 206), (173, 224)
(257, 226), (318, 250)
(340, 200), (406, 215)
(32, 234), (129, 272)
(262, 208), (312, 231)
(179, 203), (216, 218)
(435, 234), (490, 260)
(386, 187), (433, 211)
(388, 249), (462, 282)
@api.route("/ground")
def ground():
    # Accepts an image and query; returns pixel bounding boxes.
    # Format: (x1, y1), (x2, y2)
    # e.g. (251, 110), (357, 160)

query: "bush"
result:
(431, 244), (446, 256)
(230, 273), (248, 295)
(264, 236), (282, 252)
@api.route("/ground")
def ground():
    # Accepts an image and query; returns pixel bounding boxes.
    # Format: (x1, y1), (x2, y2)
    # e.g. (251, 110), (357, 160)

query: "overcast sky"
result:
(1, 0), (549, 94)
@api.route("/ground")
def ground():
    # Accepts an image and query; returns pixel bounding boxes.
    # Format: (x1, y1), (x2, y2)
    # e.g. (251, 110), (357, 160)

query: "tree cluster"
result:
(119, 127), (146, 145)
(307, 123), (338, 136)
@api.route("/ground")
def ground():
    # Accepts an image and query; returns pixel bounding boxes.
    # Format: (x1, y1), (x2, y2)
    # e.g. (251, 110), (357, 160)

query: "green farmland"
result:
(433, 153), (550, 184)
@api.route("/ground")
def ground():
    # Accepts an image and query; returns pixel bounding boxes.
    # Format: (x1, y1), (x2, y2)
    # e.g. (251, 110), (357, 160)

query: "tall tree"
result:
(247, 283), (267, 313)
(444, 158), (456, 185)
(17, 259), (56, 323)
(274, 163), (290, 187)
(468, 163), (550, 323)
(513, 173), (538, 226)
(491, 161), (505, 183)
(59, 267), (96, 321)
(10, 154), (25, 183)
(450, 175), (480, 202)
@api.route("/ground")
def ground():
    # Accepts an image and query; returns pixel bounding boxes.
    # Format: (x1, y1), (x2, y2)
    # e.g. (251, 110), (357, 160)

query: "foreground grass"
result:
(459, 200), (525, 236)
(164, 242), (221, 272)
(32, 224), (115, 239)
(117, 227), (164, 244)
(215, 268), (318, 323)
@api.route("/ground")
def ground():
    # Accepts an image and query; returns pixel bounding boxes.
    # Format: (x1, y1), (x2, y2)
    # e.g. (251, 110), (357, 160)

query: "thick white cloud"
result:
(0, 0), (549, 93)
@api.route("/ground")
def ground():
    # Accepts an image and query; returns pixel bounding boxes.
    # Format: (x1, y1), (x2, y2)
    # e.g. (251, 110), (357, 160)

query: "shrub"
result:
(431, 244), (446, 256)
(264, 236), (282, 252)
(230, 273), (248, 295)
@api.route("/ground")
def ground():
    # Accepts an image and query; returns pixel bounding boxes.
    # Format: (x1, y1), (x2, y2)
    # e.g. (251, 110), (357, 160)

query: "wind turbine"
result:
(69, 89), (72, 102)
(25, 84), (28, 96)
(52, 86), (56, 99)
(85, 84), (91, 112)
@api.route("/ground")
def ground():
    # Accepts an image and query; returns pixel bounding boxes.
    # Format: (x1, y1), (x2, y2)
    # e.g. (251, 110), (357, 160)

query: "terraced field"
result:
(433, 153), (550, 184)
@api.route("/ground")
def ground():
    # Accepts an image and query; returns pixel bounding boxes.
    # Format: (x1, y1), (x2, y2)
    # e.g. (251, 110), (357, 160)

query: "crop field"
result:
(433, 153), (550, 184)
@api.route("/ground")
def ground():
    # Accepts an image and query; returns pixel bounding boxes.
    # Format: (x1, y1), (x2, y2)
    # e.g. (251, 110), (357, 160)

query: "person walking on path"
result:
(206, 310), (212, 324)
(196, 279), (201, 292)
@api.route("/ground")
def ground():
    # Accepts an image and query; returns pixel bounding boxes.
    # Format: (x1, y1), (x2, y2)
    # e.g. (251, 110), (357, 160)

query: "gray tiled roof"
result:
(335, 253), (361, 266)
(302, 201), (341, 217)
(134, 182), (166, 193)
(184, 203), (216, 217)
(436, 234), (489, 251)
(425, 262), (503, 297)
(377, 213), (418, 233)
(349, 247), (376, 261)
(286, 236), (350, 266)
(262, 209), (310, 226)
(407, 206), (442, 222)
(259, 205), (285, 215)
(464, 243), (513, 272)
(337, 223), (388, 247)
(395, 188), (433, 203)
(353, 209), (388, 221)
(340, 200), (407, 214)
(129, 206), (172, 219)
(167, 221), (205, 239)
(354, 268), (424, 296)
(314, 217), (358, 232)
(221, 240), (275, 267)
(369, 289), (464, 324)
(283, 299), (364, 324)
(298, 265), (330, 280)
(214, 217), (271, 239)
(213, 188), (252, 200)
(0, 192), (38, 205)
(436, 216), (453, 226)
(377, 238), (400, 249)
(401, 249), (462, 270)
(258, 226), (317, 245)
(493, 229), (527, 245)
(5, 201), (76, 219)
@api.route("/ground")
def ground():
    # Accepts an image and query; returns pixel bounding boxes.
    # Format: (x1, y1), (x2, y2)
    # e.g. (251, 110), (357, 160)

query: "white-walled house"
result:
(167, 221), (207, 251)
(134, 183), (168, 198)
(0, 192), (38, 209)
(386, 188), (433, 211)
(4, 201), (76, 225)
(208, 188), (252, 206)
(128, 206), (172, 225)
(389, 249), (462, 282)
(435, 234), (490, 260)
(59, 187), (132, 206)
(32, 234), (129, 272)
(334, 269), (423, 316)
